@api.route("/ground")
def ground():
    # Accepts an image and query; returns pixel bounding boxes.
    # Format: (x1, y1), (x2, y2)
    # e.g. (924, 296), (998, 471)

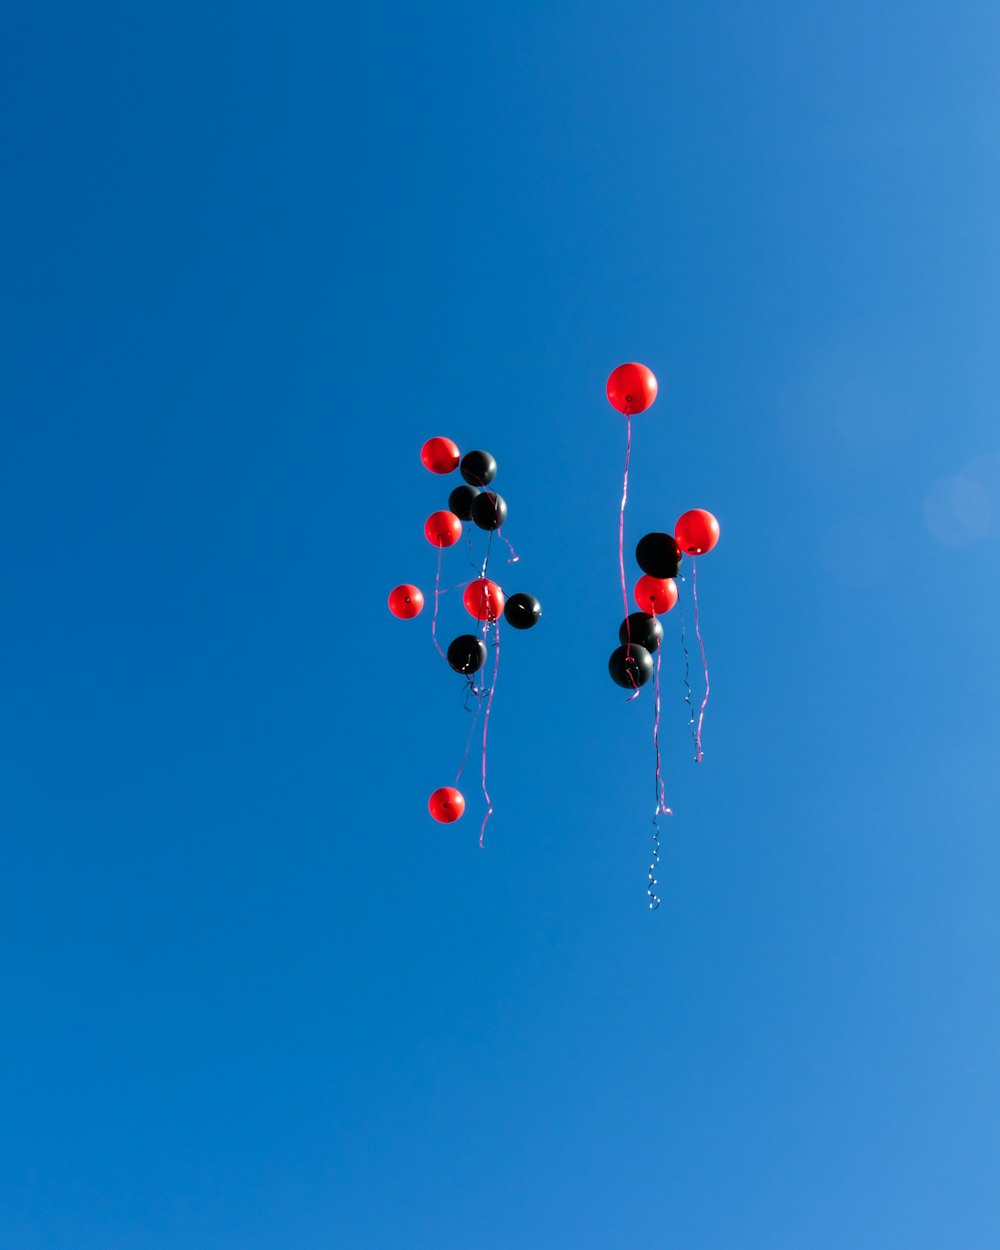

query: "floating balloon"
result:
(609, 643), (654, 688)
(634, 575), (678, 615)
(449, 484), (481, 520)
(619, 611), (662, 653)
(471, 490), (508, 531)
(636, 532), (681, 579)
(424, 510), (462, 548)
(447, 634), (487, 675)
(421, 436), (460, 474)
(428, 786), (465, 823)
(503, 592), (541, 630)
(606, 362), (658, 415)
(675, 509), (720, 555)
(399, 429), (542, 843)
(460, 450), (497, 486)
(463, 578), (504, 621)
(387, 584), (424, 619)
(596, 363), (723, 907)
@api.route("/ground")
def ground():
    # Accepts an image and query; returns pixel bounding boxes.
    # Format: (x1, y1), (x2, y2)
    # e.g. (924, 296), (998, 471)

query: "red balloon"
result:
(424, 510), (462, 548)
(429, 786), (465, 823)
(634, 575), (678, 615)
(463, 578), (505, 621)
(606, 362), (658, 415)
(674, 509), (720, 555)
(420, 436), (460, 474)
(387, 584), (424, 619)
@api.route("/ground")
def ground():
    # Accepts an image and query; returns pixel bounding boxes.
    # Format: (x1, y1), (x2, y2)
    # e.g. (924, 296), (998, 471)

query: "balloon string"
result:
(692, 559), (710, 763)
(648, 647), (670, 910)
(479, 616), (500, 848)
(480, 528), (495, 578)
(618, 412), (632, 635)
(678, 574), (697, 754)
(431, 547), (447, 660)
(497, 528), (519, 563)
(653, 646), (669, 816)
(648, 820), (661, 910)
(455, 676), (485, 783)
(618, 412), (640, 700)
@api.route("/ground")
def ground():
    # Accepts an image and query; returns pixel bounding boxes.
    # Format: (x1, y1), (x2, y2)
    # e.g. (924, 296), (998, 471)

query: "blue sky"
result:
(2, 2), (999, 1247)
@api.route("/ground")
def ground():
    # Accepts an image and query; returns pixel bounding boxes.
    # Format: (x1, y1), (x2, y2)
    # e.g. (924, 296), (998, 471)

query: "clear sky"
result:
(2, 3), (999, 1248)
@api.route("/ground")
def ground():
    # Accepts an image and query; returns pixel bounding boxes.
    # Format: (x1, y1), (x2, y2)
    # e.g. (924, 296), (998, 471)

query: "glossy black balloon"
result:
(503, 592), (541, 630)
(635, 531), (681, 579)
(460, 450), (497, 486)
(447, 634), (487, 675)
(448, 484), (481, 520)
(470, 490), (507, 530)
(619, 612), (663, 653)
(608, 643), (654, 689)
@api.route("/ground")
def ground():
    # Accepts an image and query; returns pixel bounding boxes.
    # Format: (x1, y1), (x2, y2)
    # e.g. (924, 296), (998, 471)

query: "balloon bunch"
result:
(388, 436), (541, 844)
(604, 363), (721, 909)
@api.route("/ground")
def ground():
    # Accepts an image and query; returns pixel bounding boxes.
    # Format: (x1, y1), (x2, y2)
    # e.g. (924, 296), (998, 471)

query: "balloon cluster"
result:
(388, 436), (541, 839)
(608, 517), (720, 689)
(605, 363), (722, 908)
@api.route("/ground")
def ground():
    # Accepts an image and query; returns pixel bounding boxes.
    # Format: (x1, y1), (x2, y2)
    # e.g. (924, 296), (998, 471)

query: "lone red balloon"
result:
(606, 363), (658, 415)
(387, 584), (424, 619)
(675, 509), (720, 555)
(463, 578), (504, 621)
(420, 436), (460, 474)
(428, 786), (465, 823)
(424, 510), (462, 548)
(634, 575), (678, 615)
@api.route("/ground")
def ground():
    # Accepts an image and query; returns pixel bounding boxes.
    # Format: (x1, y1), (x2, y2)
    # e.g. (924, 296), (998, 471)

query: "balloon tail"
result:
(479, 616), (501, 848)
(678, 575), (698, 755)
(498, 528), (519, 563)
(692, 559), (710, 763)
(431, 547), (447, 660)
(648, 821), (661, 911)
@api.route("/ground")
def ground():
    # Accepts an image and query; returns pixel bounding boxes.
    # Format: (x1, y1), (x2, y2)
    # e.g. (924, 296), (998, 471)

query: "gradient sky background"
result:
(2, 3), (1000, 1248)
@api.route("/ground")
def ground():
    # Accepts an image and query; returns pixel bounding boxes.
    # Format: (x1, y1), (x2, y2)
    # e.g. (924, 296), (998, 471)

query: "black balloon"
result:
(447, 634), (487, 675)
(608, 643), (654, 689)
(449, 484), (481, 520)
(619, 612), (663, 653)
(503, 592), (541, 630)
(470, 490), (507, 530)
(460, 450), (497, 486)
(635, 531), (681, 579)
